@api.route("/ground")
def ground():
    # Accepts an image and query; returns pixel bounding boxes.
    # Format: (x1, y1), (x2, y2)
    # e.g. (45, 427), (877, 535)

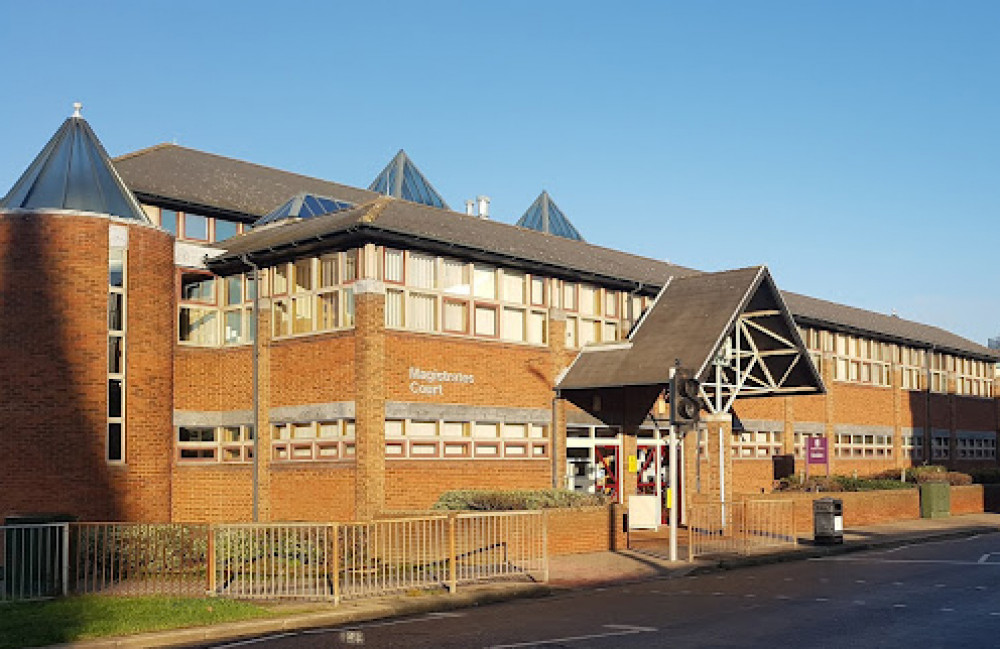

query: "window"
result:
(901, 430), (924, 461)
(832, 333), (891, 387)
(732, 428), (783, 459)
(834, 430), (893, 459)
(183, 212), (208, 240)
(272, 420), (355, 461)
(107, 246), (126, 463)
(214, 219), (239, 241)
(177, 425), (254, 462)
(956, 432), (996, 460)
(793, 430), (825, 459)
(179, 272), (219, 346)
(473, 265), (496, 299)
(379, 250), (557, 345)
(160, 209), (177, 235)
(932, 432), (951, 460)
(269, 251), (357, 339)
(385, 418), (548, 459)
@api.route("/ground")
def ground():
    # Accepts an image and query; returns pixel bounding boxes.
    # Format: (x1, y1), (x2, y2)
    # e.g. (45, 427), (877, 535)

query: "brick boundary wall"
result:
(545, 504), (627, 556)
(950, 485), (985, 516)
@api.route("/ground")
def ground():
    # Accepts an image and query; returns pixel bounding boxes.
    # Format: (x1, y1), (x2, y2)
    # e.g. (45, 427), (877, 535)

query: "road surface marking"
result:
(815, 598), (829, 602)
(853, 600), (866, 605)
(819, 557), (1000, 566)
(302, 612), (468, 635)
(213, 633), (297, 648)
(893, 604), (907, 609)
(941, 608), (955, 612)
(487, 624), (657, 648)
(978, 553), (1000, 564)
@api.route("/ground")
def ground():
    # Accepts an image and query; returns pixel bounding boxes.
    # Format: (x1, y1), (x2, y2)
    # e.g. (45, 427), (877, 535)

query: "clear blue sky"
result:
(2, 1), (998, 346)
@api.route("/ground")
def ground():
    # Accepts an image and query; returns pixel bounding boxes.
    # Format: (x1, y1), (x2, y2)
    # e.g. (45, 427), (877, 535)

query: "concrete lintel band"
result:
(174, 410), (254, 428)
(738, 419), (785, 431)
(270, 401), (356, 424)
(833, 423), (894, 437)
(385, 401), (551, 425)
(792, 421), (826, 435)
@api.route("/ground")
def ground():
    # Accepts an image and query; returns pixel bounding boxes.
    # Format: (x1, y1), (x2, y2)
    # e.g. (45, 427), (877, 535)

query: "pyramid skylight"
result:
(368, 150), (449, 210)
(515, 191), (583, 241)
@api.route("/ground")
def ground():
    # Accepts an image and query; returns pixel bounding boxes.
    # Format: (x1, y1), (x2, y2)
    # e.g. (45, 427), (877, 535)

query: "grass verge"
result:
(0, 595), (281, 648)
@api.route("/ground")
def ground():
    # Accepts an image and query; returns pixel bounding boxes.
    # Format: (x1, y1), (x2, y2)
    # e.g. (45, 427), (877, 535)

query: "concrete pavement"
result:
(48, 513), (1000, 648)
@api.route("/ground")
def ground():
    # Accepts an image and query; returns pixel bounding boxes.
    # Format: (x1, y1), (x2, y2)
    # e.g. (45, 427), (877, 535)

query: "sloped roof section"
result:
(208, 197), (694, 289)
(516, 191), (584, 241)
(557, 266), (824, 403)
(2, 108), (149, 222)
(110, 142), (996, 361)
(368, 150), (449, 210)
(253, 192), (354, 228)
(114, 144), (378, 221)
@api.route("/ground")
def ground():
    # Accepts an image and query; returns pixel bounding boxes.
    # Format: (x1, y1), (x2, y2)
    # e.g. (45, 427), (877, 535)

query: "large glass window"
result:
(183, 213), (208, 240)
(107, 246), (126, 463)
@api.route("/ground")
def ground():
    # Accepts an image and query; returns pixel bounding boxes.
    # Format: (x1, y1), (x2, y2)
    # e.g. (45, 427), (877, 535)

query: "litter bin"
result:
(813, 498), (843, 545)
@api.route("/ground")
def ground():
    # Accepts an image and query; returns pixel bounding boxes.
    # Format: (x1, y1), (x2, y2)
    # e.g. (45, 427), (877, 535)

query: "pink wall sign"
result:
(806, 437), (828, 465)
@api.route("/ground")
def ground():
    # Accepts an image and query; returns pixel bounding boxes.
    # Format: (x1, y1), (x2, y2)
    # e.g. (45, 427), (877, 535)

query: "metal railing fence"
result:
(0, 523), (69, 601)
(72, 523), (210, 596)
(1, 513), (548, 602)
(688, 500), (796, 560)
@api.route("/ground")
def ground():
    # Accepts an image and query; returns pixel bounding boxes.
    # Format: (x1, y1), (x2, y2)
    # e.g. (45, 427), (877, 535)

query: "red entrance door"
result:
(594, 445), (620, 500)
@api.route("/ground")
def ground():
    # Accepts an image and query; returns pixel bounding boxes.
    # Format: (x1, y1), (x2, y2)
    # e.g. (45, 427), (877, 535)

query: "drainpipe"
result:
(241, 254), (261, 522)
(551, 393), (560, 489)
(925, 344), (934, 465)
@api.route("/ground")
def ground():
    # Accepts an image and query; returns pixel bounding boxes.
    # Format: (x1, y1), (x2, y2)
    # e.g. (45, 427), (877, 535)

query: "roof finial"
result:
(72, 102), (83, 118)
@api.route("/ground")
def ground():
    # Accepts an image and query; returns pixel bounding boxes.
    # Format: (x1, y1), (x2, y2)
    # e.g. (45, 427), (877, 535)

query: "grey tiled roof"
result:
(558, 266), (824, 392)
(113, 144), (380, 221)
(113, 144), (997, 362)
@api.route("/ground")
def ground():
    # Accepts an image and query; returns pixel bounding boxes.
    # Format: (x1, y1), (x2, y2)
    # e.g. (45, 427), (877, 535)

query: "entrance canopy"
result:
(556, 266), (824, 423)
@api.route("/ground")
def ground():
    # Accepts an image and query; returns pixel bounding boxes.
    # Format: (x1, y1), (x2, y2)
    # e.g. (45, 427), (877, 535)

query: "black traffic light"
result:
(670, 369), (701, 427)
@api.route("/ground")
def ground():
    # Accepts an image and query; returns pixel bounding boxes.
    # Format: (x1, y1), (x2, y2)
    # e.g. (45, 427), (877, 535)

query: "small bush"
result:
(775, 474), (914, 492)
(432, 489), (607, 511)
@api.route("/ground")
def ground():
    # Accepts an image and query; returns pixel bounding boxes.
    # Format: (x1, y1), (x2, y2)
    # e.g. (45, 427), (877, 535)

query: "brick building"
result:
(1, 109), (997, 524)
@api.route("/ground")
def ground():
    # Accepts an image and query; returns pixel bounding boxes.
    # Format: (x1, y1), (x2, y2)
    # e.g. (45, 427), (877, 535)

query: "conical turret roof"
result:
(515, 191), (583, 241)
(368, 149), (449, 210)
(253, 192), (354, 228)
(1, 104), (150, 223)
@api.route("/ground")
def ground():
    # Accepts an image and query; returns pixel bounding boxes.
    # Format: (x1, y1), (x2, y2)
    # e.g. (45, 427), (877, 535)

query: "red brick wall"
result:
(174, 346), (252, 411)
(270, 465), (356, 521)
(171, 466), (254, 522)
(0, 215), (173, 522)
(270, 333), (355, 405)
(384, 332), (555, 408)
(545, 505), (626, 555)
(119, 223), (175, 521)
(744, 490), (921, 534)
(950, 485), (985, 515)
(384, 461), (551, 511)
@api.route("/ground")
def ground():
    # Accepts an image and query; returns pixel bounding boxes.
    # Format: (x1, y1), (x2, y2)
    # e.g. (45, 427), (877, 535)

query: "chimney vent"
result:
(465, 199), (475, 216)
(476, 195), (490, 219)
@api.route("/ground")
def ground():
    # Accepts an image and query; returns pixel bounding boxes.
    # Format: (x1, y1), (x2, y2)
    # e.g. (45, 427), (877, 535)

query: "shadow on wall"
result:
(906, 388), (999, 481)
(0, 215), (124, 523)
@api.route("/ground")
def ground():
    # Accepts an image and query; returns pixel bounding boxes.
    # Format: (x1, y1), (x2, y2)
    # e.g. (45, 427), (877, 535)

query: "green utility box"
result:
(919, 482), (951, 519)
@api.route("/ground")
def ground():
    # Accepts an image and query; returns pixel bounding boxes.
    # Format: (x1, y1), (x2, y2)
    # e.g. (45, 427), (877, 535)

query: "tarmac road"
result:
(192, 532), (1000, 649)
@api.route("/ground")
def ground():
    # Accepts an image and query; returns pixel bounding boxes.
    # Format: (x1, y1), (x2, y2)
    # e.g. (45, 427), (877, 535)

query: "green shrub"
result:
(911, 468), (972, 485)
(775, 474), (914, 493)
(432, 489), (607, 511)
